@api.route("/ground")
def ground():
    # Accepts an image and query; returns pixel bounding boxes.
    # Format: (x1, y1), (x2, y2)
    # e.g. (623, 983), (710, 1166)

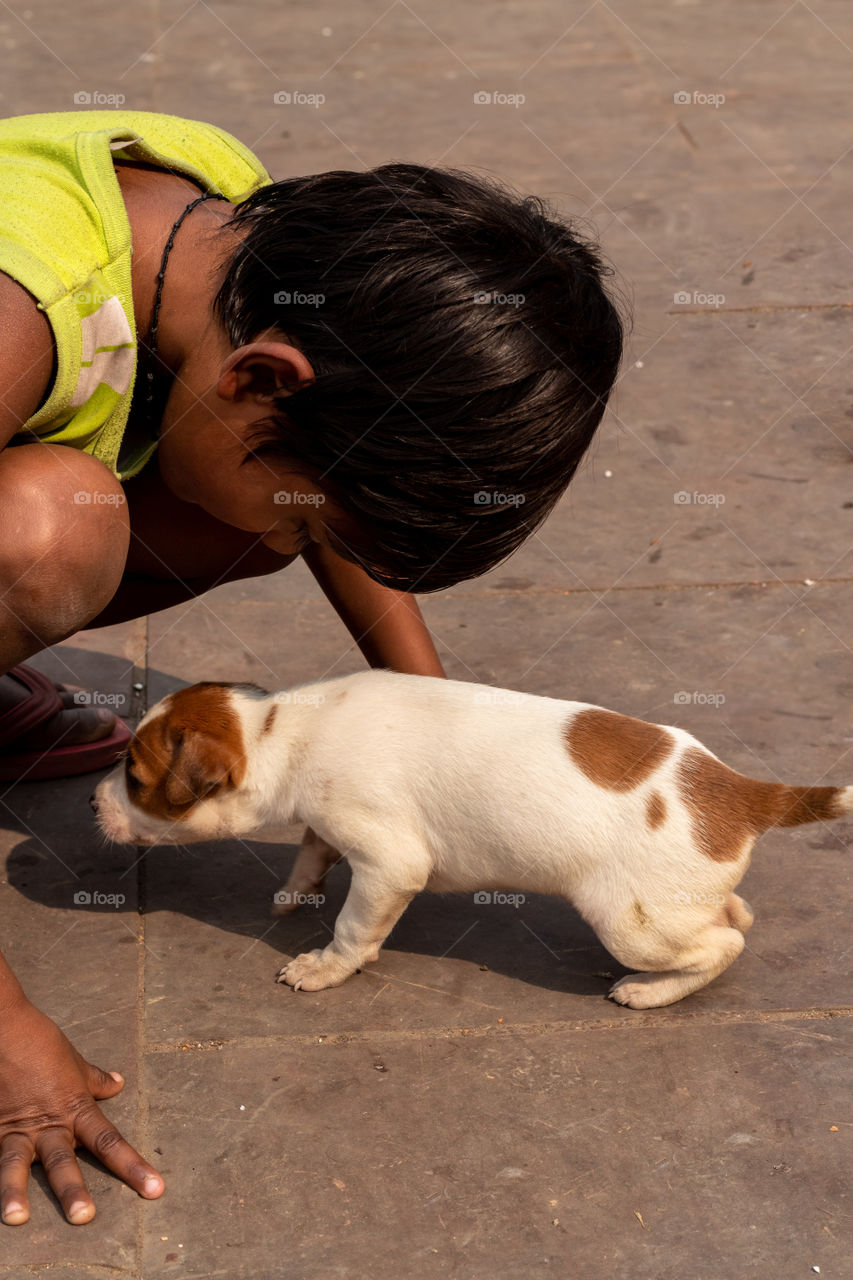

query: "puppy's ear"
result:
(164, 731), (240, 808)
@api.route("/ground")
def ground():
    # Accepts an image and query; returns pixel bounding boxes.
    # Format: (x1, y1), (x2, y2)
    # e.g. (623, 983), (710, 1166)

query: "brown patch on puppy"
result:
(646, 791), (667, 829)
(126, 684), (247, 820)
(677, 747), (845, 862)
(261, 704), (278, 736)
(632, 900), (651, 926)
(566, 708), (674, 792)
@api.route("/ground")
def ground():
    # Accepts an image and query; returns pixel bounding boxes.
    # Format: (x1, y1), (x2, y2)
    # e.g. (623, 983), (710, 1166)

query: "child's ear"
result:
(217, 342), (315, 403)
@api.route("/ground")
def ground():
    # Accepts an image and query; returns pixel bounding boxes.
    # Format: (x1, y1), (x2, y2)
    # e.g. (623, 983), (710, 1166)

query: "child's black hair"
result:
(213, 162), (628, 593)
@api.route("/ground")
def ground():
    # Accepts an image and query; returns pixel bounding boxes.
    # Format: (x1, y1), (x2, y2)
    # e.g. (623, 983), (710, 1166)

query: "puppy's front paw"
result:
(608, 972), (687, 1010)
(276, 948), (355, 992)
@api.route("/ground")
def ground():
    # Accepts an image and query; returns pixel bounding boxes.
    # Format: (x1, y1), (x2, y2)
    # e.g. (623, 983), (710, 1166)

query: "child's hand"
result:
(0, 993), (163, 1225)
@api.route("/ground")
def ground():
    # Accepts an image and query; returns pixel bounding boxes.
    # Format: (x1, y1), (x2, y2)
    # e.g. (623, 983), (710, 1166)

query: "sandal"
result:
(0, 664), (131, 782)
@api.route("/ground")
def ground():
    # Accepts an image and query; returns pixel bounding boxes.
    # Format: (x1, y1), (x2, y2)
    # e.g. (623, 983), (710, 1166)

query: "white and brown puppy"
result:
(92, 672), (852, 1009)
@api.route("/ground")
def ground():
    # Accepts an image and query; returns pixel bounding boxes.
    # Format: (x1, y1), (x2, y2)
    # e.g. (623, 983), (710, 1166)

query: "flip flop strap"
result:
(0, 664), (64, 748)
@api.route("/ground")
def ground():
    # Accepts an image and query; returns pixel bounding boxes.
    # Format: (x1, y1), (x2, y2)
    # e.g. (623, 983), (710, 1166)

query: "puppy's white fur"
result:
(93, 672), (852, 1008)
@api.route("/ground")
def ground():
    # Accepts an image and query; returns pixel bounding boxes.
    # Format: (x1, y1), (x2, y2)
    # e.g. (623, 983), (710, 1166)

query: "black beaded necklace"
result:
(141, 189), (228, 441)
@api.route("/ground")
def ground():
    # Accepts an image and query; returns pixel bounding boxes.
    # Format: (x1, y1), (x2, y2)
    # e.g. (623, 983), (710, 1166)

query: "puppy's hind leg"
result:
(272, 827), (341, 916)
(277, 842), (428, 991)
(608, 923), (745, 1010)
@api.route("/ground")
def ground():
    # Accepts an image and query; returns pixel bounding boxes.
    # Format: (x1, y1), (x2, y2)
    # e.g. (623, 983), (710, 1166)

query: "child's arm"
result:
(302, 543), (445, 677)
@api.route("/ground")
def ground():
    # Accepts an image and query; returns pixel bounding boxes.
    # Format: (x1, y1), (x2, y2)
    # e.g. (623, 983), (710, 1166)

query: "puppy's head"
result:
(93, 682), (269, 845)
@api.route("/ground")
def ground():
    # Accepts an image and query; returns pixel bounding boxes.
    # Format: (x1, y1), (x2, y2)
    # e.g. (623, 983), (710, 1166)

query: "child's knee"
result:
(0, 443), (129, 636)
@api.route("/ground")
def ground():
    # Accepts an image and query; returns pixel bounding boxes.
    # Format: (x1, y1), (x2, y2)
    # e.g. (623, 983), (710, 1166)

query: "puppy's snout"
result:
(89, 793), (99, 813)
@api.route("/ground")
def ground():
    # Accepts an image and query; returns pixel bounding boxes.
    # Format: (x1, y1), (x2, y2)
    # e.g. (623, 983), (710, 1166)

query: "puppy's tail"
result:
(760, 781), (853, 829)
(678, 747), (853, 839)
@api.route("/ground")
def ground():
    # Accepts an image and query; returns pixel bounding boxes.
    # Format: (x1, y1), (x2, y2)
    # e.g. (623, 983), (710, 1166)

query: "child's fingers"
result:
(0, 1130), (35, 1225)
(34, 1128), (95, 1224)
(72, 1103), (164, 1200)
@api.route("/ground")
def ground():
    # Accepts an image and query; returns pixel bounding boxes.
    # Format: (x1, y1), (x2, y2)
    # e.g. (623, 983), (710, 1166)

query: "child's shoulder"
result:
(0, 109), (271, 204)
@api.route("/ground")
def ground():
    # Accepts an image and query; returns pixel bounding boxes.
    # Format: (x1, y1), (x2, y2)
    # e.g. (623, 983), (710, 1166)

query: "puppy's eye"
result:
(126, 770), (142, 792)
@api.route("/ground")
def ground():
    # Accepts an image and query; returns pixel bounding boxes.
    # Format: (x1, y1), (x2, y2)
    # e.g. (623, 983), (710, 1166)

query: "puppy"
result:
(92, 672), (852, 1008)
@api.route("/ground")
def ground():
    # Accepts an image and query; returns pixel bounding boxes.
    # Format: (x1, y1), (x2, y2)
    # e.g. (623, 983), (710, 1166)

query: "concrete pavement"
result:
(1, 1), (851, 1275)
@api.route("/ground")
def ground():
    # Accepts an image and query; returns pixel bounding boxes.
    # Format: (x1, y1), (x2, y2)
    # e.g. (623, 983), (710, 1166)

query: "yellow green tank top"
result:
(0, 110), (272, 479)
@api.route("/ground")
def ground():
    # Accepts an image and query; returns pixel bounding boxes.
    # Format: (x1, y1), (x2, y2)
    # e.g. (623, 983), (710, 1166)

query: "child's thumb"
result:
(85, 1063), (126, 1100)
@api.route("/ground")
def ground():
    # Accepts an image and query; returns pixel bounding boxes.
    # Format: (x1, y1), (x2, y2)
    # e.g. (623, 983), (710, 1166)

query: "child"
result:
(0, 110), (625, 1226)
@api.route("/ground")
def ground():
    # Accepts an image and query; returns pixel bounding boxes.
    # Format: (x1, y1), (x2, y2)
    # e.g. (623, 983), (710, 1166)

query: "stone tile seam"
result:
(133, 616), (148, 1274)
(140, 1004), (853, 1056)
(665, 302), (853, 314)
(0, 1267), (129, 1277)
